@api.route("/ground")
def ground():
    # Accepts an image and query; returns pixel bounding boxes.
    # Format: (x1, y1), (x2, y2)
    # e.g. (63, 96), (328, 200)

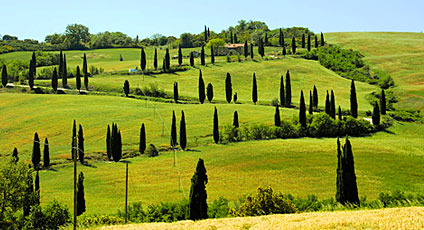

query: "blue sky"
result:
(1, 0), (423, 41)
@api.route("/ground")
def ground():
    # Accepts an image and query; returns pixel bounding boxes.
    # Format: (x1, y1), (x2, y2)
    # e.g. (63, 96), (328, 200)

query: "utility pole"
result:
(125, 163), (128, 224)
(73, 136), (77, 230)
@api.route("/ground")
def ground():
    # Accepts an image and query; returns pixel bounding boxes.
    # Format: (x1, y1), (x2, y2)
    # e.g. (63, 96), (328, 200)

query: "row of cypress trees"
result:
(106, 123), (122, 162)
(71, 120), (85, 164)
(170, 110), (188, 150)
(31, 132), (50, 169)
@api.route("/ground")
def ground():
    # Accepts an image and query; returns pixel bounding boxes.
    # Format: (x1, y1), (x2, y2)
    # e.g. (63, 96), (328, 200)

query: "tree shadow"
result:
(184, 149), (201, 152)
(81, 162), (97, 168)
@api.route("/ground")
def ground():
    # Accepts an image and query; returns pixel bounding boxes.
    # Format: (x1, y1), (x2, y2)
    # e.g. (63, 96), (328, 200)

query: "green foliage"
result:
(189, 158), (208, 220)
(78, 213), (124, 227)
(213, 107), (219, 144)
(146, 144), (159, 157)
(123, 80), (130, 96)
(389, 109), (422, 122)
(252, 73), (257, 104)
(78, 124), (85, 163)
(23, 200), (71, 230)
(118, 200), (189, 223)
(285, 70), (291, 107)
(171, 111), (177, 148)
(77, 172), (86, 216)
(198, 70), (205, 104)
(225, 72), (232, 103)
(208, 197), (230, 218)
(180, 111), (187, 150)
(32, 132), (41, 170)
(139, 124), (146, 154)
(206, 38), (225, 49)
(336, 137), (359, 206)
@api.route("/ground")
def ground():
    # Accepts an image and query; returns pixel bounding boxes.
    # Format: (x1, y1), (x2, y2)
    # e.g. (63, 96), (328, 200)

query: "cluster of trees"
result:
(106, 123), (122, 162)
(170, 110), (188, 150)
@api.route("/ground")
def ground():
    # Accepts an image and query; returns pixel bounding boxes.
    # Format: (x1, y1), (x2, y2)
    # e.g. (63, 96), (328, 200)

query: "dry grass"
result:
(99, 207), (424, 230)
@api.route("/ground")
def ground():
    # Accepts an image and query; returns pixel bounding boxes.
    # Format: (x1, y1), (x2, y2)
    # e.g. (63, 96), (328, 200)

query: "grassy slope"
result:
(325, 32), (424, 111)
(97, 207), (424, 230)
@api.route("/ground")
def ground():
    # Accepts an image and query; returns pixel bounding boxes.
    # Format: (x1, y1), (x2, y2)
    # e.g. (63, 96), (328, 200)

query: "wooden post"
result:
(125, 163), (128, 224)
(73, 137), (77, 230)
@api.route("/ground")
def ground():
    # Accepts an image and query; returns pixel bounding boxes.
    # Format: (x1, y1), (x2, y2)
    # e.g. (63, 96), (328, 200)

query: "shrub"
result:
(78, 213), (124, 227)
(271, 98), (279, 106)
(208, 197), (230, 218)
(23, 200), (71, 230)
(309, 113), (336, 137)
(343, 116), (374, 136)
(389, 109), (422, 122)
(222, 125), (242, 143)
(146, 144), (159, 157)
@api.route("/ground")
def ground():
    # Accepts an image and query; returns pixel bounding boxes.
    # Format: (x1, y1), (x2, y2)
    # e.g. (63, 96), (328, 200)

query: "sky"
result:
(1, 0), (423, 41)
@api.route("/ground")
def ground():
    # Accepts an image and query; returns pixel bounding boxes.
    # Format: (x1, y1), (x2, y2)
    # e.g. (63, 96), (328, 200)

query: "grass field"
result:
(326, 32), (424, 112)
(97, 207), (424, 230)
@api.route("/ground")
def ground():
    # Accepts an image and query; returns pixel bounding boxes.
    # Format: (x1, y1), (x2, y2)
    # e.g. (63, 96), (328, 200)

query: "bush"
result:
(23, 200), (71, 230)
(146, 144), (159, 157)
(119, 200), (189, 223)
(208, 197), (230, 218)
(142, 83), (167, 98)
(78, 213), (124, 227)
(309, 113), (336, 137)
(389, 109), (422, 122)
(222, 125), (242, 143)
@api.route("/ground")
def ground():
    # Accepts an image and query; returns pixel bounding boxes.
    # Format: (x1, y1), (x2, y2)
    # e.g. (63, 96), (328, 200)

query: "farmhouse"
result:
(214, 43), (248, 56)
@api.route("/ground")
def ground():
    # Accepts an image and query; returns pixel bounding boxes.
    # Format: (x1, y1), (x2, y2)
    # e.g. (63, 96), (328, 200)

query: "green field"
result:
(1, 33), (423, 216)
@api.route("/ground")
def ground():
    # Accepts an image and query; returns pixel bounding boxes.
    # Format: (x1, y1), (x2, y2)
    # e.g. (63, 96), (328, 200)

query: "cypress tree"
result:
(154, 48), (158, 70)
(350, 80), (358, 118)
(259, 39), (264, 57)
(252, 73), (257, 105)
(204, 25), (207, 42)
(12, 147), (19, 163)
(178, 45), (183, 66)
(301, 34), (305, 48)
(2, 64), (7, 87)
(372, 103), (380, 126)
(225, 72), (232, 103)
(106, 125), (111, 160)
(380, 89), (386, 115)
(234, 34), (238, 43)
(330, 90), (336, 119)
(250, 43), (254, 59)
(173, 82), (178, 103)
(162, 57), (166, 72)
(171, 111), (177, 148)
(180, 110), (187, 150)
(28, 61), (34, 89)
(201, 46), (205, 65)
(59, 50), (63, 79)
(230, 31), (233, 43)
(336, 137), (359, 205)
(315, 35), (318, 48)
(31, 51), (37, 77)
(211, 45), (215, 64)
(279, 28), (283, 47)
(281, 30), (285, 47)
(309, 90), (313, 115)
(120, 54), (123, 61)
(52, 67), (58, 91)
(213, 107), (219, 144)
(77, 172), (86, 216)
(313, 85), (318, 110)
(76, 66), (81, 92)
(320, 32), (325, 46)
(233, 92), (237, 104)
(283, 47), (286, 56)
(264, 33), (268, 45)
(139, 123), (146, 154)
(140, 47), (146, 71)
(336, 138), (343, 203)
(84, 71), (89, 91)
(190, 52), (194, 67)
(165, 48), (170, 71)
(32, 132), (41, 170)
(83, 53), (88, 78)
(325, 90), (330, 115)
(207, 83), (213, 103)
(189, 158), (208, 220)
(78, 124), (84, 164)
(198, 70), (205, 104)
(208, 27), (210, 37)
(63, 54), (67, 88)
(274, 105), (281, 127)
(232, 110), (239, 128)
(280, 75), (285, 107)
(338, 106), (343, 120)
(285, 71), (291, 107)
(291, 37), (296, 54)
(43, 137), (50, 168)
(307, 34), (311, 51)
(111, 123), (122, 162)
(299, 90), (306, 127)
(123, 80), (130, 97)
(244, 40), (248, 59)
(72, 120), (77, 160)
(35, 170), (40, 196)
(23, 170), (34, 217)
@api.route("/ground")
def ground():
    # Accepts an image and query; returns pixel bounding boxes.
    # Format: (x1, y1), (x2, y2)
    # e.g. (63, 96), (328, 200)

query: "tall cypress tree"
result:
(106, 125), (111, 160)
(111, 123), (122, 162)
(198, 70), (205, 104)
(299, 90), (306, 127)
(189, 158), (208, 220)
(178, 45), (183, 66)
(274, 105), (281, 127)
(171, 111), (177, 148)
(123, 80), (130, 97)
(315, 35), (319, 48)
(213, 107), (219, 144)
(72, 120), (77, 160)
(320, 32), (325, 46)
(180, 110), (187, 150)
(307, 34), (311, 51)
(23, 170), (34, 217)
(35, 170), (40, 199)
(77, 172), (86, 216)
(43, 137), (50, 168)
(301, 34), (305, 48)
(372, 103), (380, 126)
(330, 90), (336, 119)
(225, 72), (232, 103)
(285, 71), (291, 107)
(32, 132), (41, 170)
(204, 25), (207, 42)
(244, 40), (248, 59)
(264, 33), (268, 45)
(380, 89), (386, 115)
(282, 47), (286, 56)
(338, 106), (343, 120)
(336, 137), (359, 205)
(350, 80), (358, 118)
(325, 90), (330, 115)
(28, 61), (34, 89)
(76, 66), (81, 92)
(210, 45), (215, 64)
(233, 111), (239, 128)
(313, 85), (318, 110)
(279, 28), (283, 47)
(31, 51), (36, 77)
(154, 48), (158, 70)
(139, 123), (146, 154)
(58, 50), (63, 79)
(250, 43), (254, 59)
(280, 75), (285, 107)
(336, 138), (343, 203)
(309, 90), (313, 115)
(84, 70), (89, 91)
(207, 83), (213, 103)
(173, 82), (178, 103)
(230, 31), (233, 43)
(291, 37), (296, 54)
(62, 54), (67, 88)
(190, 52), (194, 67)
(83, 53), (88, 79)
(2, 64), (8, 87)
(78, 124), (84, 164)
(252, 73), (257, 105)
(52, 67), (58, 91)
(234, 34), (238, 43)
(165, 48), (170, 71)
(140, 47), (146, 71)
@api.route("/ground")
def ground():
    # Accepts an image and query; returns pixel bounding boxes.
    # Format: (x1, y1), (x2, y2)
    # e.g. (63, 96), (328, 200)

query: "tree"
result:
(320, 32), (325, 46)
(207, 83), (213, 103)
(258, 38), (264, 58)
(63, 54), (67, 88)
(190, 52), (195, 67)
(51, 67), (58, 91)
(189, 158), (208, 220)
(280, 76), (285, 107)
(274, 105), (281, 126)
(234, 34), (238, 43)
(140, 47), (146, 71)
(165, 48), (170, 71)
(380, 89), (386, 115)
(171, 111), (177, 149)
(285, 71), (291, 107)
(336, 137), (359, 206)
(213, 107), (219, 144)
(299, 91), (306, 127)
(264, 33), (268, 45)
(65, 24), (90, 49)
(180, 110), (187, 150)
(325, 90), (330, 115)
(233, 92), (238, 103)
(31, 51), (37, 77)
(225, 73), (232, 103)
(200, 46), (205, 66)
(279, 28), (284, 47)
(78, 124), (84, 164)
(211, 45), (215, 64)
(301, 34), (305, 48)
(204, 25), (207, 42)
(291, 37), (296, 54)
(309, 91), (313, 115)
(230, 31), (233, 44)
(29, 61), (34, 89)
(244, 40), (248, 59)
(153, 48), (158, 70)
(76, 66), (81, 92)
(83, 53), (88, 79)
(12, 147), (19, 163)
(106, 125), (111, 160)
(23, 170), (35, 217)
(58, 50), (63, 79)
(111, 123), (122, 162)
(198, 70), (205, 104)
(173, 82), (178, 103)
(372, 103), (380, 126)
(338, 106), (342, 120)
(2, 64), (7, 87)
(139, 124), (146, 154)
(313, 85), (318, 110)
(32, 132), (41, 170)
(72, 120), (77, 160)
(123, 80), (130, 97)
(250, 43), (254, 59)
(34, 170), (40, 198)
(350, 80), (358, 118)
(77, 172), (86, 216)
(178, 45), (183, 66)
(282, 47), (286, 56)
(330, 90), (336, 119)
(307, 34), (311, 51)
(233, 111), (239, 128)
(43, 138), (50, 168)
(315, 35), (318, 48)
(252, 73), (258, 105)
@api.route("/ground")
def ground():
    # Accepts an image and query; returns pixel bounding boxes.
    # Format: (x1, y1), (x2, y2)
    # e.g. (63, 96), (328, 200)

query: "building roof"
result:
(224, 43), (245, 48)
